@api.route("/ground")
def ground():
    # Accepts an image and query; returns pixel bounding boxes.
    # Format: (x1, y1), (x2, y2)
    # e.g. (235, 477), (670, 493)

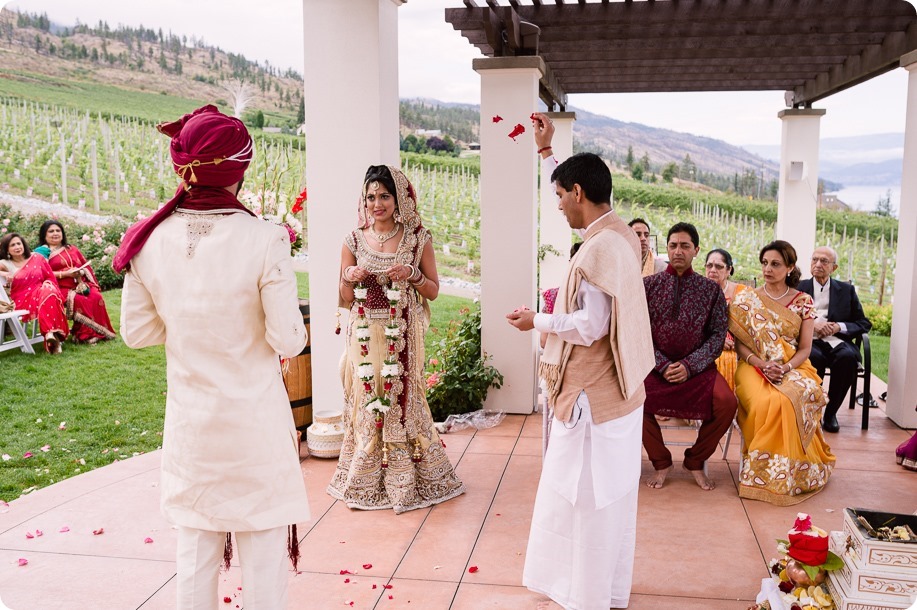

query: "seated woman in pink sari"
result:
(729, 240), (835, 505)
(0, 232), (69, 353)
(34, 220), (115, 343)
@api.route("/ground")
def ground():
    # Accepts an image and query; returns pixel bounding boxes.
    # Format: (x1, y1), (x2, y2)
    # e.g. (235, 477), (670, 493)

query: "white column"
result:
(302, 0), (402, 417)
(775, 108), (825, 274)
(887, 53), (917, 428)
(474, 57), (543, 415)
(538, 112), (575, 298)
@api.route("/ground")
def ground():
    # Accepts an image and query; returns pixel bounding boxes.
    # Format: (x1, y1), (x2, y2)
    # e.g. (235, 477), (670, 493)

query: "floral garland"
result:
(352, 283), (419, 469)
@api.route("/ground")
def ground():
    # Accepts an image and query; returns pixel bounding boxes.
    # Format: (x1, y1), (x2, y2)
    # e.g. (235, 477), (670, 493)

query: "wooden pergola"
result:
(446, 0), (917, 109)
(440, 0), (917, 429)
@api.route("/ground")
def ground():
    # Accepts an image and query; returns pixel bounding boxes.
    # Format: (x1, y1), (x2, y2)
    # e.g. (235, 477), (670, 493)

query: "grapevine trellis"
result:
(0, 97), (306, 219)
(0, 97), (896, 303)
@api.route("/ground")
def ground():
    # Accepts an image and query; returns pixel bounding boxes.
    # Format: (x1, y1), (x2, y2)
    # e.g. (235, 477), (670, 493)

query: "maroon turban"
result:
(113, 105), (255, 273)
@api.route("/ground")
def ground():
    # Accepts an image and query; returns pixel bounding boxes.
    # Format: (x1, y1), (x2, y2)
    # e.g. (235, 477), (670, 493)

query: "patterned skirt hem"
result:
(326, 482), (466, 514)
(738, 482), (826, 506)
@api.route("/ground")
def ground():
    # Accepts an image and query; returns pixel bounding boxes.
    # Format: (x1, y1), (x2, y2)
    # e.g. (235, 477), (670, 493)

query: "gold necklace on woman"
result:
(370, 222), (400, 244)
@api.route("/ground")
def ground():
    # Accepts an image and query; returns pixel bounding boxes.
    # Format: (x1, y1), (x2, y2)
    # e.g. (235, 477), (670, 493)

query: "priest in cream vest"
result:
(116, 105), (309, 609)
(507, 113), (655, 610)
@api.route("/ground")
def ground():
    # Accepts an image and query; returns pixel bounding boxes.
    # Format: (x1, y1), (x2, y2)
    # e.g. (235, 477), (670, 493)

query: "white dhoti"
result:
(523, 393), (643, 610)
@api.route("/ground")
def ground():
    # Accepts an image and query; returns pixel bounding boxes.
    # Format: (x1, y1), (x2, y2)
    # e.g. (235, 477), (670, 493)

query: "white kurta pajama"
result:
(121, 211), (310, 608)
(525, 279), (643, 610)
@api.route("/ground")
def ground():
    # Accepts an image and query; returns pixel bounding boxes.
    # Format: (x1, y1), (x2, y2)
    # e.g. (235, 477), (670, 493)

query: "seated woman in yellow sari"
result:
(729, 240), (835, 505)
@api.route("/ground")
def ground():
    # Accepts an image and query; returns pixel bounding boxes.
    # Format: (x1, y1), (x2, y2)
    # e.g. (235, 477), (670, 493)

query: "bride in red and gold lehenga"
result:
(0, 232), (69, 353)
(34, 220), (115, 344)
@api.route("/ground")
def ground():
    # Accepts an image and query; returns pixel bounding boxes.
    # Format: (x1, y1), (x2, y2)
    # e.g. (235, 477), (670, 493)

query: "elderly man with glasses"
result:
(797, 247), (872, 433)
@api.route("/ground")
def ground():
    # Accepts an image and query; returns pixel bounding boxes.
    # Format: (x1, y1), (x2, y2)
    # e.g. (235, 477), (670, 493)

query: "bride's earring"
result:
(394, 212), (402, 223)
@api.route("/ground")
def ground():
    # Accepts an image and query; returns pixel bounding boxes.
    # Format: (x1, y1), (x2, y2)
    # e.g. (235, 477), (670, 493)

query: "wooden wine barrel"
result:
(283, 299), (312, 431)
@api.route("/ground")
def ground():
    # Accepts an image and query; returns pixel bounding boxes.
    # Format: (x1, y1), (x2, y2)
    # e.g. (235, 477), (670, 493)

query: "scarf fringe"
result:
(288, 524), (300, 572)
(538, 361), (560, 406)
(223, 533), (233, 571)
(220, 526), (299, 573)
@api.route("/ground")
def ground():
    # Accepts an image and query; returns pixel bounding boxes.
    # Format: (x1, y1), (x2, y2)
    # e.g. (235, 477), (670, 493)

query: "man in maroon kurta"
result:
(642, 222), (736, 490)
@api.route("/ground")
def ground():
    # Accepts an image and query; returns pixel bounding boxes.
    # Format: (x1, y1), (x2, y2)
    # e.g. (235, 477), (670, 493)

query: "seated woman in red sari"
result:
(0, 232), (69, 353)
(34, 220), (115, 344)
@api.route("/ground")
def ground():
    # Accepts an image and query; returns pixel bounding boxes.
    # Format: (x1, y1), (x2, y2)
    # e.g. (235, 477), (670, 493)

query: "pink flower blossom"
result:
(81, 234), (91, 242)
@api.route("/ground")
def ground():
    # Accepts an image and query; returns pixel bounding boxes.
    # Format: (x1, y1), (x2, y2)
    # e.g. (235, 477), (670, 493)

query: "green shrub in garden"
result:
(425, 304), (503, 422)
(863, 303), (892, 336)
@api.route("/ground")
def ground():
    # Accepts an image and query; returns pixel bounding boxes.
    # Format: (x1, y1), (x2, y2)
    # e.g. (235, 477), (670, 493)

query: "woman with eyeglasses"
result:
(704, 248), (747, 391)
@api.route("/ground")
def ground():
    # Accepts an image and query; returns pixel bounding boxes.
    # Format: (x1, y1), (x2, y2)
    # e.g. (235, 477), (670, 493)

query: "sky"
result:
(3, 0), (916, 147)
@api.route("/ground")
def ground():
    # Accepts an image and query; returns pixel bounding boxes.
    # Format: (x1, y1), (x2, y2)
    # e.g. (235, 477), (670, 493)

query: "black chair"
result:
(823, 333), (872, 430)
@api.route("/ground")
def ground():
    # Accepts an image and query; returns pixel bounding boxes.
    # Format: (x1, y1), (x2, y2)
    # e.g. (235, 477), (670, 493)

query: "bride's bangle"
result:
(744, 353), (755, 365)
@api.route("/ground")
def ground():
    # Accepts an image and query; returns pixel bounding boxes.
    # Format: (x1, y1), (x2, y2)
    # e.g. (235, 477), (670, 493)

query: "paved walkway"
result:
(1, 376), (914, 610)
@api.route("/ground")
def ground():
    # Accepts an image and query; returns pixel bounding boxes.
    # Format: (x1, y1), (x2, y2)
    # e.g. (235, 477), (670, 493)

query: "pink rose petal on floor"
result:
(35, 530), (43, 537)
(468, 566), (479, 573)
(93, 528), (104, 536)
(40, 445), (50, 452)
(383, 584), (393, 589)
(59, 422), (66, 430)
(223, 596), (231, 604)
(344, 578), (350, 584)
(388, 595), (393, 600)
(2, 454), (11, 461)
(372, 584), (377, 589)
(144, 537), (154, 544)
(339, 569), (354, 575)
(23, 452), (32, 459)
(362, 563), (372, 570)
(59, 526), (70, 533)
(18, 558), (28, 566)
(25, 532), (34, 539)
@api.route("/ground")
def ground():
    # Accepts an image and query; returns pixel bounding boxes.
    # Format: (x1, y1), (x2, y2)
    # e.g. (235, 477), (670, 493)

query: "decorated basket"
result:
(306, 414), (344, 458)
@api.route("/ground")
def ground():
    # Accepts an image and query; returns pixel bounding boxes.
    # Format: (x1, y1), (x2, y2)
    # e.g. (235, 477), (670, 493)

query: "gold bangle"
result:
(744, 353), (754, 365)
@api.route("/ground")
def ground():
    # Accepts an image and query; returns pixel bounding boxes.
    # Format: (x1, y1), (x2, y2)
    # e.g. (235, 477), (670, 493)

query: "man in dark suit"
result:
(798, 246), (872, 433)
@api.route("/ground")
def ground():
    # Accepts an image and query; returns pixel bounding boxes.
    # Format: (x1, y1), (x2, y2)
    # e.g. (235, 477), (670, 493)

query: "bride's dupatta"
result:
(728, 289), (826, 451)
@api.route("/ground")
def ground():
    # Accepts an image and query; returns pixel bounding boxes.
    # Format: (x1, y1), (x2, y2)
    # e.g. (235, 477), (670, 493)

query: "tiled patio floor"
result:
(1, 375), (914, 610)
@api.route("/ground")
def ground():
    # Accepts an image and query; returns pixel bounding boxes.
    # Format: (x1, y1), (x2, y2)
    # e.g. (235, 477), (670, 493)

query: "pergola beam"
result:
(794, 21), (917, 104)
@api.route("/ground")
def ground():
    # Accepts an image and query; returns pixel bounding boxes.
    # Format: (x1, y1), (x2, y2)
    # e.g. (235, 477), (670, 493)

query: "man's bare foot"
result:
(683, 464), (715, 490)
(645, 466), (671, 489)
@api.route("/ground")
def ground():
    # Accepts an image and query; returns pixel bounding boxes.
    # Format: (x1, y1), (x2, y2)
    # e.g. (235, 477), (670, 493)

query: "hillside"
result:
(0, 8), (302, 126)
(400, 97), (783, 195)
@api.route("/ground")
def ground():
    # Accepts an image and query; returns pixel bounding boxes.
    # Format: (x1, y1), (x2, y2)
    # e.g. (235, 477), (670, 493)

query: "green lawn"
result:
(0, 273), (471, 502)
(869, 334), (889, 383)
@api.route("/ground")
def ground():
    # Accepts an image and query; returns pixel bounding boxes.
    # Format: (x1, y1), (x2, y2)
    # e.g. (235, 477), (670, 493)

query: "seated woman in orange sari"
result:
(0, 232), (69, 353)
(34, 220), (115, 343)
(729, 240), (835, 505)
(704, 248), (748, 391)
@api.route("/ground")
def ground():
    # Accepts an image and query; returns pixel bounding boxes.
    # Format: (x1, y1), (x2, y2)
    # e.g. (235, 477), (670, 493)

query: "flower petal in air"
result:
(491, 115), (503, 123)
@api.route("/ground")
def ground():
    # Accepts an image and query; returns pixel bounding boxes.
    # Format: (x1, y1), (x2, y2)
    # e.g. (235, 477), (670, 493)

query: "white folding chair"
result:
(0, 282), (43, 355)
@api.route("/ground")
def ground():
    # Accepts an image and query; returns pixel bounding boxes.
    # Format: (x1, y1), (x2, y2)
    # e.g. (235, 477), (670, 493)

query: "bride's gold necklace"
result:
(370, 222), (400, 244)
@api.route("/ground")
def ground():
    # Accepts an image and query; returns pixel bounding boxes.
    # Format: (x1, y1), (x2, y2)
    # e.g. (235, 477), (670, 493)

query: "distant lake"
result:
(830, 185), (900, 215)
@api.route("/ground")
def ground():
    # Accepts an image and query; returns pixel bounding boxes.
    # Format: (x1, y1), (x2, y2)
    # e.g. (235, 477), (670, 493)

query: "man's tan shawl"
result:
(538, 213), (655, 409)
